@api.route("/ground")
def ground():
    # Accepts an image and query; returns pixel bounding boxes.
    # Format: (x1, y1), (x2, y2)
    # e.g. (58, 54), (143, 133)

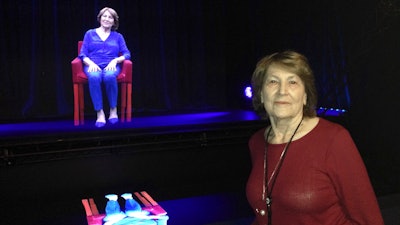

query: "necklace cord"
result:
(263, 116), (303, 225)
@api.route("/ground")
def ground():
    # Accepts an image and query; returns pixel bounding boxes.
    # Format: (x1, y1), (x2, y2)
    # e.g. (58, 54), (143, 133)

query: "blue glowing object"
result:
(244, 86), (252, 98)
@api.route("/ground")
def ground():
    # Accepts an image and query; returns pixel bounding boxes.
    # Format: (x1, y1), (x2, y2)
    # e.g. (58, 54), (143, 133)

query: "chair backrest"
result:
(77, 41), (83, 55)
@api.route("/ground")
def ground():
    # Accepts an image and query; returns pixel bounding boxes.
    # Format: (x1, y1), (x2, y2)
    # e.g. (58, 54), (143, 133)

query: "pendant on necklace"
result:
(256, 209), (266, 216)
(266, 197), (272, 207)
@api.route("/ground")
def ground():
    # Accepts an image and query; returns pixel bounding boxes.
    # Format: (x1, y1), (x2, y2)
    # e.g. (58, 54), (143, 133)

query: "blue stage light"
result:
(317, 107), (347, 117)
(244, 86), (252, 98)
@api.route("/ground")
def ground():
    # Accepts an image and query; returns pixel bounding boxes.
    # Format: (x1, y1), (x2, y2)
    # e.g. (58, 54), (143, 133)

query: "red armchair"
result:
(71, 41), (132, 126)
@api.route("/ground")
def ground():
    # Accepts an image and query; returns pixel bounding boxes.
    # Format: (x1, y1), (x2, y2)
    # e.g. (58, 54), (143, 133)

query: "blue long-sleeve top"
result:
(79, 29), (131, 68)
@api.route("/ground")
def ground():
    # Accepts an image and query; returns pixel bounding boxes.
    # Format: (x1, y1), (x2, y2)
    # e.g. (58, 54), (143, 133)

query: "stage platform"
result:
(0, 110), (262, 138)
(0, 110), (264, 166)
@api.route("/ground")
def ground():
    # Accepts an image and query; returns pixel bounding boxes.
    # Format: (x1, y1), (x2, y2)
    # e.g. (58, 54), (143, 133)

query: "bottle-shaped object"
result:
(121, 193), (143, 217)
(103, 194), (126, 223)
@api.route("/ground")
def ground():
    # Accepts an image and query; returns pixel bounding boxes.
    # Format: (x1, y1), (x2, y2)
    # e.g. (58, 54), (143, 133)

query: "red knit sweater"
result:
(246, 118), (384, 225)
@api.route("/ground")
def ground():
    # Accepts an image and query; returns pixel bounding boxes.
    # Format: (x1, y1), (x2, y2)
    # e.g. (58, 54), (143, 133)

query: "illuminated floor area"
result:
(0, 108), (346, 139)
(0, 110), (261, 138)
(107, 192), (400, 225)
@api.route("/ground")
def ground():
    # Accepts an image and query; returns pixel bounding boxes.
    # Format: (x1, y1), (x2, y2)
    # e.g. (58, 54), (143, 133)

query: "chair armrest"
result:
(119, 60), (133, 83)
(71, 57), (86, 83)
(71, 57), (82, 72)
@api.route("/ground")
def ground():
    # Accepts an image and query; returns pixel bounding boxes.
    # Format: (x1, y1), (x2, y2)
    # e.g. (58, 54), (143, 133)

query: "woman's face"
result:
(100, 10), (114, 29)
(261, 64), (306, 120)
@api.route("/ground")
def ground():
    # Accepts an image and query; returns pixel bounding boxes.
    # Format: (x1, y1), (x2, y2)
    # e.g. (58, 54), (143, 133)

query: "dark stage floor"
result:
(1, 109), (398, 225)
(0, 110), (263, 225)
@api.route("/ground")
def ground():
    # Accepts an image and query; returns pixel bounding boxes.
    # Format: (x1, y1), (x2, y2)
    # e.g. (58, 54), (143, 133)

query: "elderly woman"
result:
(79, 7), (131, 127)
(246, 50), (384, 225)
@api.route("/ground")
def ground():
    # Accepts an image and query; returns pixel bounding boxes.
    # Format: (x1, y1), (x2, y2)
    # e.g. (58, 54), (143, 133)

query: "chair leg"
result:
(120, 83), (127, 122)
(79, 84), (85, 125)
(88, 198), (99, 215)
(81, 199), (93, 216)
(127, 83), (132, 122)
(73, 84), (80, 126)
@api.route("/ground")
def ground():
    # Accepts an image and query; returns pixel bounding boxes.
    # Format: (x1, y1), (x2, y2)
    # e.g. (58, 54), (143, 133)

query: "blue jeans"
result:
(84, 66), (121, 111)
